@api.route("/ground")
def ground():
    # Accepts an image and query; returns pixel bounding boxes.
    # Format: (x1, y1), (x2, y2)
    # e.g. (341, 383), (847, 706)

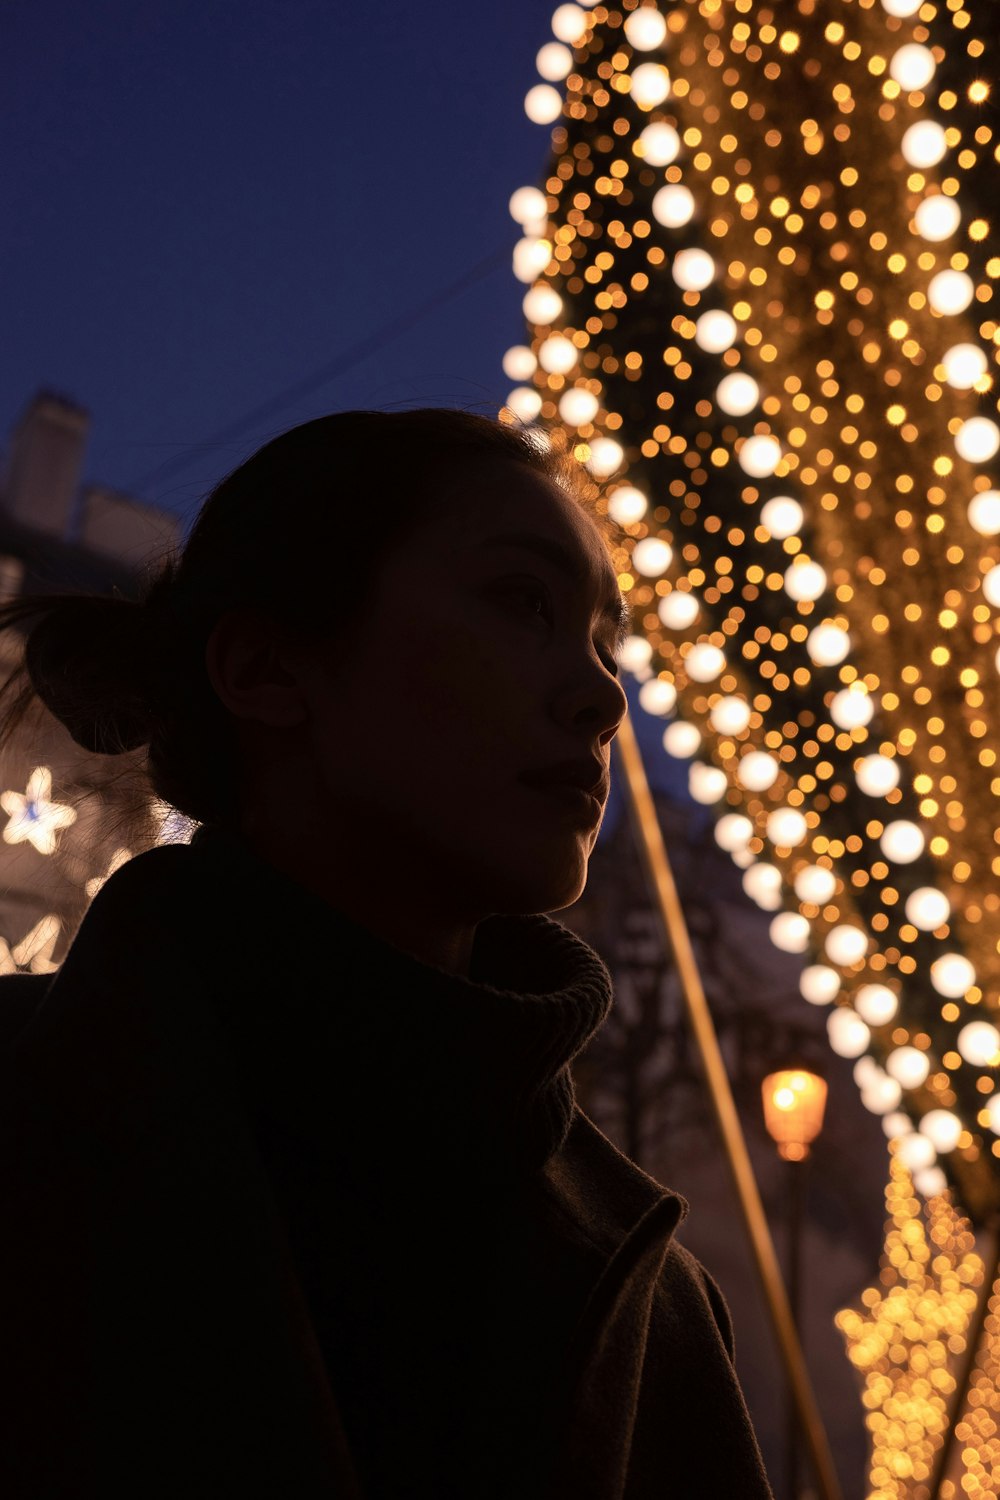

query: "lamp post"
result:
(762, 1067), (828, 1500)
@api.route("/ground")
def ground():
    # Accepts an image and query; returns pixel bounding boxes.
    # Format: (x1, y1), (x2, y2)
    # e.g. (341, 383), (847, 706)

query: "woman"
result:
(0, 409), (773, 1498)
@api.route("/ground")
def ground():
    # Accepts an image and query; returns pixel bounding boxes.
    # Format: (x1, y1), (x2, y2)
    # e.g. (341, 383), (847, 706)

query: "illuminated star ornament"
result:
(502, 0), (1000, 1220)
(0, 765), (78, 856)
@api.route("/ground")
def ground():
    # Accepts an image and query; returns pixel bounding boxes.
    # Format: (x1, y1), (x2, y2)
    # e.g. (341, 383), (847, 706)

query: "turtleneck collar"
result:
(139, 822), (615, 1188)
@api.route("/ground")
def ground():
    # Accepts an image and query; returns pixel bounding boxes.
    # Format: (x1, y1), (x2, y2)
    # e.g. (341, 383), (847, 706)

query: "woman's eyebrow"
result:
(479, 532), (632, 647)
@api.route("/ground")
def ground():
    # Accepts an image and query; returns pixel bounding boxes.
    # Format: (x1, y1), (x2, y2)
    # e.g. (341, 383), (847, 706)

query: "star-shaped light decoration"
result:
(0, 765), (78, 856)
(0, 912), (63, 976)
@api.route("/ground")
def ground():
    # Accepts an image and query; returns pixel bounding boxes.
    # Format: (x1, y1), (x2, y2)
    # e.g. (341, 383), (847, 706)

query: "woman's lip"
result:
(519, 780), (603, 823)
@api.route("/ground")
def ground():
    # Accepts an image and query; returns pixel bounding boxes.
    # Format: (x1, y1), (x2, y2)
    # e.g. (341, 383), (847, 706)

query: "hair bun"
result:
(24, 594), (166, 755)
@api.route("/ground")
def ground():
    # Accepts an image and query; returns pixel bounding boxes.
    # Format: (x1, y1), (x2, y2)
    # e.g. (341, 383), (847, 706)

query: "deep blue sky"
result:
(4, 0), (697, 823)
(3, 0), (565, 531)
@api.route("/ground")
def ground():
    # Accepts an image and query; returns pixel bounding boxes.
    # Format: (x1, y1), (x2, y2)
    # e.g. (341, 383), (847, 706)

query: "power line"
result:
(128, 244), (511, 495)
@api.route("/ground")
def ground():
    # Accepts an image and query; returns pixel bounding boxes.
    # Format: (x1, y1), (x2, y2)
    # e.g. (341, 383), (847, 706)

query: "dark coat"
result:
(0, 826), (774, 1499)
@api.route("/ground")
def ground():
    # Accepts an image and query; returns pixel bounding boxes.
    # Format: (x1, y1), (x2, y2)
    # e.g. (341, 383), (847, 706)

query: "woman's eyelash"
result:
(505, 580), (620, 678)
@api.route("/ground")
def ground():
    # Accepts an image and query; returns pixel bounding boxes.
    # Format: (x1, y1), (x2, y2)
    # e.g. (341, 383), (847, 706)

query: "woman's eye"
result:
(506, 580), (551, 619)
(502, 580), (619, 677)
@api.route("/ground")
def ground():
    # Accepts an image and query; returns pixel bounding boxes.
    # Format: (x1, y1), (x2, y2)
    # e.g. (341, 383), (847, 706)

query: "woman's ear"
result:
(204, 608), (309, 730)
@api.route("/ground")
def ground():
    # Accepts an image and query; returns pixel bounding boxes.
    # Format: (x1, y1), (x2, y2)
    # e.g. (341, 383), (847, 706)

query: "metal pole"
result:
(927, 1219), (1000, 1500)
(612, 708), (843, 1500)
(787, 1156), (806, 1500)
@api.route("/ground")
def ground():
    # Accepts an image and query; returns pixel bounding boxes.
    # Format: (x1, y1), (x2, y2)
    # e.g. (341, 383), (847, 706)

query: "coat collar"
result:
(47, 822), (616, 1188)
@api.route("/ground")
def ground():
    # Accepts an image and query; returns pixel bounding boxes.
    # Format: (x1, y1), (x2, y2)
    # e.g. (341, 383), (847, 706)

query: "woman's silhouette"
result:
(0, 409), (773, 1498)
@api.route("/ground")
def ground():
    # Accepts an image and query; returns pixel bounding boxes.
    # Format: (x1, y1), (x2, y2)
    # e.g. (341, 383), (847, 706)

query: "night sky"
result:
(4, 0), (570, 528)
(4, 0), (697, 826)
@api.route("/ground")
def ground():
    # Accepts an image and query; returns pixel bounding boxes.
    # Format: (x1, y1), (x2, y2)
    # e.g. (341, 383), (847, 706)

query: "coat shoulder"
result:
(541, 1106), (689, 1253)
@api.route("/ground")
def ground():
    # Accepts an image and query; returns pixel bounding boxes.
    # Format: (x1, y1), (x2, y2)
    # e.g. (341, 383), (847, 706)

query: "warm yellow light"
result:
(762, 1069), (828, 1160)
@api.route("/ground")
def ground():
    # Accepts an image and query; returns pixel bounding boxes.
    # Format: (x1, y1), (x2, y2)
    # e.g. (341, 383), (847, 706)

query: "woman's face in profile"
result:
(298, 458), (629, 922)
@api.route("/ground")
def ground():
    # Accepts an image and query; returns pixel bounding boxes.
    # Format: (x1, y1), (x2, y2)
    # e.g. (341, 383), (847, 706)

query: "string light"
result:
(501, 0), (1000, 1223)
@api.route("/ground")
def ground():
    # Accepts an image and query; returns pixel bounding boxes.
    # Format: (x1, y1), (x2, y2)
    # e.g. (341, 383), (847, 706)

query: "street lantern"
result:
(762, 1065), (827, 1500)
(762, 1068), (828, 1162)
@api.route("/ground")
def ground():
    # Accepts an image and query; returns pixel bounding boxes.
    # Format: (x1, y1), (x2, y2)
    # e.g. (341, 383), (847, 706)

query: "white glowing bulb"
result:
(901, 119), (948, 168)
(896, 1132), (937, 1171)
(739, 434), (782, 477)
(801, 964), (841, 1005)
(585, 436), (624, 477)
(986, 1095), (1000, 1135)
(513, 236), (552, 283)
(551, 2), (588, 43)
(522, 283), (563, 325)
(941, 342), (988, 389)
(930, 954), (975, 998)
(638, 677), (676, 715)
(505, 388), (542, 423)
(766, 807), (808, 848)
(983, 564), (1000, 607)
(624, 7), (668, 50)
(855, 754), (900, 797)
(710, 696), (751, 735)
(955, 417), (1000, 464)
(783, 558), (827, 602)
(881, 820), (924, 863)
(928, 269), (974, 316)
(538, 334), (578, 375)
(736, 751), (779, 791)
(855, 984), (899, 1026)
(760, 496), (803, 538)
(905, 886), (951, 931)
(509, 186), (548, 226)
(689, 762), (727, 803)
(536, 41), (573, 80)
(862, 1075), (903, 1115)
(828, 1008), (871, 1059)
(652, 183), (695, 228)
(694, 308), (737, 352)
(854, 1056), (880, 1090)
(883, 1111), (914, 1140)
(957, 1021), (1000, 1066)
(502, 346), (537, 381)
(658, 590), (700, 629)
(825, 924), (869, 967)
(715, 372), (760, 416)
(607, 484), (648, 524)
(881, 0), (923, 16)
(630, 62), (671, 107)
(743, 862), (783, 911)
(619, 634), (653, 673)
(715, 813), (753, 852)
(919, 1109), (963, 1153)
(685, 642), (725, 682)
(771, 911), (811, 954)
(794, 865), (836, 904)
(631, 536), (673, 576)
(524, 84), (563, 124)
(807, 623), (850, 666)
(664, 720), (701, 758)
(968, 491), (1000, 536)
(886, 1046), (930, 1089)
(914, 195), (961, 241)
(830, 685), (873, 730)
(558, 387), (599, 426)
(889, 43), (936, 91)
(672, 247), (716, 291)
(914, 1166), (948, 1198)
(638, 121), (681, 165)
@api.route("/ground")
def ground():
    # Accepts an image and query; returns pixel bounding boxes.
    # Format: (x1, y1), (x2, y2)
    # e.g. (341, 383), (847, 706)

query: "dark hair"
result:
(0, 409), (579, 844)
